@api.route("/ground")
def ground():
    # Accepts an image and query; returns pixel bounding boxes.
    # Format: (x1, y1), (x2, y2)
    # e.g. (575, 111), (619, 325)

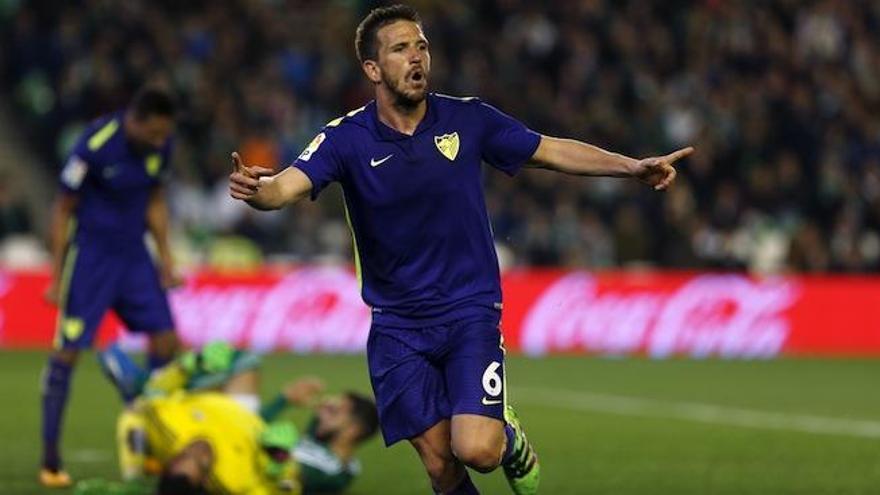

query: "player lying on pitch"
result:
(96, 342), (378, 494)
(118, 390), (301, 494)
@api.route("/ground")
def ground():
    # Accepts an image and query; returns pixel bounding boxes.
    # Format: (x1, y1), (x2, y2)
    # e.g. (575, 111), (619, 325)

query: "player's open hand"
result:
(229, 151), (275, 200)
(283, 377), (326, 408)
(632, 146), (693, 191)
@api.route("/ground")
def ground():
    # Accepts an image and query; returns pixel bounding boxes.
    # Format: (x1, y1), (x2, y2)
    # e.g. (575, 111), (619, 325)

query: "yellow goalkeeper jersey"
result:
(141, 391), (299, 495)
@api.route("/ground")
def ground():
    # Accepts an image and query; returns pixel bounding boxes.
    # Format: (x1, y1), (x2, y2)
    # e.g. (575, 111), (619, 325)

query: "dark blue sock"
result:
(41, 357), (73, 470)
(501, 423), (516, 464)
(445, 472), (480, 495)
(147, 352), (173, 373)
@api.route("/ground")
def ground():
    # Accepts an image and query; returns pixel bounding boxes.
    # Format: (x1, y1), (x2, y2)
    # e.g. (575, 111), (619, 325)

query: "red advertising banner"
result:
(1, 267), (879, 357)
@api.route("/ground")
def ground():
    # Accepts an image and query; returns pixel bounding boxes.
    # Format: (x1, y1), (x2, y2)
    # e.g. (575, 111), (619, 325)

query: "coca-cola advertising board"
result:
(1, 267), (879, 357)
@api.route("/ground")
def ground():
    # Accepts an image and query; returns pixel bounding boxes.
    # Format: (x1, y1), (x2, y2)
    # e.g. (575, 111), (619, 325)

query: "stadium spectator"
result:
(0, 176), (32, 239)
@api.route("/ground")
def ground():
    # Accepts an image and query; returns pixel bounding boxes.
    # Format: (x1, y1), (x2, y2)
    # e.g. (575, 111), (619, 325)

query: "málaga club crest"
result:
(434, 132), (460, 161)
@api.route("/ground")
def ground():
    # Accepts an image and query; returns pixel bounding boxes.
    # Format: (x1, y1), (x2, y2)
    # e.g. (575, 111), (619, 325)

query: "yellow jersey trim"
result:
(325, 106), (366, 128)
(341, 195), (362, 290)
(87, 119), (120, 151)
(65, 217), (77, 243)
(145, 153), (161, 177)
(53, 242), (79, 349)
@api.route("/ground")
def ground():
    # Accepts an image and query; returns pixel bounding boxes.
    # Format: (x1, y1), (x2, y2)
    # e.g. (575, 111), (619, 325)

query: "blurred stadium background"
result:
(1, 0), (880, 494)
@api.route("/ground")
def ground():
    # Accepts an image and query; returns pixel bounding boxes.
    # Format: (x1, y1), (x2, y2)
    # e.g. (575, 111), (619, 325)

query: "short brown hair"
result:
(355, 4), (421, 63)
(130, 86), (176, 121)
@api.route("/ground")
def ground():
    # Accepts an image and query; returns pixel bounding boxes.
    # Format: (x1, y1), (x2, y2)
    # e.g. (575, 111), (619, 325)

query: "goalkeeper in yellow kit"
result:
(88, 341), (376, 495)
(103, 343), (302, 495)
(120, 391), (301, 495)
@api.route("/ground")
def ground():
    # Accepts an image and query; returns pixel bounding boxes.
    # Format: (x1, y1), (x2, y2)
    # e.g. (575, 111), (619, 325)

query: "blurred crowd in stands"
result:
(2, 0), (880, 272)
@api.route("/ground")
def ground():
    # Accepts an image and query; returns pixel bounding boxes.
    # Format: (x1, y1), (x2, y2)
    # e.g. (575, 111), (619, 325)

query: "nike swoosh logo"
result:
(482, 397), (503, 406)
(370, 154), (393, 167)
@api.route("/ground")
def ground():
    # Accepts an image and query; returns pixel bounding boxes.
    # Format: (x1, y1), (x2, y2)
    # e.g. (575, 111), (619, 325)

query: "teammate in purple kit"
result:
(229, 5), (692, 494)
(40, 87), (181, 488)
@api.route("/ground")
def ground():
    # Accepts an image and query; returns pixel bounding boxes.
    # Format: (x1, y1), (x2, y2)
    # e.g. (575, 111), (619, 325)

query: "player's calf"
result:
(410, 421), (473, 493)
(413, 440), (462, 489)
(40, 348), (79, 483)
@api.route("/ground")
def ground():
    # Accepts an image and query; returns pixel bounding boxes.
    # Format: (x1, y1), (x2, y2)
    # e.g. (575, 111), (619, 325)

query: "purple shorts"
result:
(56, 240), (174, 349)
(367, 312), (506, 446)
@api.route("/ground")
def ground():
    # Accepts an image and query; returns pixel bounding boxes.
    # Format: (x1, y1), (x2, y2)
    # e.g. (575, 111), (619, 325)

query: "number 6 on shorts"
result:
(482, 361), (503, 397)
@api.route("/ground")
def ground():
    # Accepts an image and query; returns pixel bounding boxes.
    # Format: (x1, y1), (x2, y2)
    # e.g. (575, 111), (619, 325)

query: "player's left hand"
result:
(283, 377), (325, 407)
(632, 146), (693, 191)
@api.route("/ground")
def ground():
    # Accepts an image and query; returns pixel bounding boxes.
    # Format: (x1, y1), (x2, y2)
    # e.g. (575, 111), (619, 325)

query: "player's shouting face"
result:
(366, 20), (431, 107)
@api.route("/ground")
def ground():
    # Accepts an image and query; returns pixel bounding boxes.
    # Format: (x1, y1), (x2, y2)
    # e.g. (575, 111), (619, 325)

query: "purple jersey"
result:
(293, 94), (540, 326)
(59, 111), (171, 245)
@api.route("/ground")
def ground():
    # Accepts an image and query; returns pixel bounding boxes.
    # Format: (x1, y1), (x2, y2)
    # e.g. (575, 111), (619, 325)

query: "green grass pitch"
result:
(2, 351), (879, 494)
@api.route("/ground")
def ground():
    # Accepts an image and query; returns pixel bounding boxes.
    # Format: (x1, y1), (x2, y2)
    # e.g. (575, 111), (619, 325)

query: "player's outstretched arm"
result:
(531, 135), (693, 191)
(229, 152), (313, 210)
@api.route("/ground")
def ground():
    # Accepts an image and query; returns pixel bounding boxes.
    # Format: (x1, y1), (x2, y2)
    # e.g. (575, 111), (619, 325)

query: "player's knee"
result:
(51, 348), (79, 366)
(149, 331), (179, 359)
(452, 438), (501, 473)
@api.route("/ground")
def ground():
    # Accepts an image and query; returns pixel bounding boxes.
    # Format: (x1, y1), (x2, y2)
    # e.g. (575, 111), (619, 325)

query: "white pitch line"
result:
(516, 387), (880, 439)
(68, 448), (113, 463)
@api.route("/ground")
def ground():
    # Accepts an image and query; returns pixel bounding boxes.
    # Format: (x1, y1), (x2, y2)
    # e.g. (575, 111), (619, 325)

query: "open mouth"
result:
(408, 69), (425, 84)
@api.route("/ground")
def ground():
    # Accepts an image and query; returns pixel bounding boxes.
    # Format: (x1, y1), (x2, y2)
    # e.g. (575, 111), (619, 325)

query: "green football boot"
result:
(502, 404), (540, 495)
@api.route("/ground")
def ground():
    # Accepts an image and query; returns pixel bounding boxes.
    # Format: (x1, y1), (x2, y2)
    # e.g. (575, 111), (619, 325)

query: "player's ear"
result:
(362, 60), (381, 84)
